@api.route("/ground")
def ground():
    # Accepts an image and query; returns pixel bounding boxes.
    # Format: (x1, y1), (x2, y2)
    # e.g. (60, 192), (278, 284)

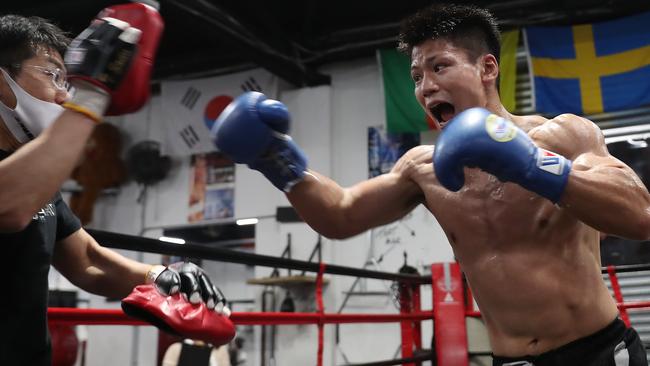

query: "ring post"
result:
(432, 262), (468, 366)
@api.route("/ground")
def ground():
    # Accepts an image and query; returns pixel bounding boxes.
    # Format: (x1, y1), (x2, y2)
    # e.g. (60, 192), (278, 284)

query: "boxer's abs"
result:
(419, 169), (619, 356)
(462, 246), (618, 356)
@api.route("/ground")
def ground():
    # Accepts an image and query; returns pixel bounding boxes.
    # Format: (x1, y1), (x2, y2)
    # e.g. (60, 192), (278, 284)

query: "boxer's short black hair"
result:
(0, 15), (70, 76)
(398, 3), (501, 63)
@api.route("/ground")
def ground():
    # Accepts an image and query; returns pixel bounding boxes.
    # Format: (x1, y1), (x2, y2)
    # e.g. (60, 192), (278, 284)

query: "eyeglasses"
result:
(24, 65), (70, 91)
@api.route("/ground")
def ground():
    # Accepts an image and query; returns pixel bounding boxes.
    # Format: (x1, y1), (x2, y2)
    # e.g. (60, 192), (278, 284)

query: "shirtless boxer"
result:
(211, 4), (650, 365)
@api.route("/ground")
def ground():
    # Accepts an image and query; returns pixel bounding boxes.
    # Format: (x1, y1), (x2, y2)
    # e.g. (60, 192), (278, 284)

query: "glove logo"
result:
(485, 114), (517, 142)
(536, 148), (565, 175)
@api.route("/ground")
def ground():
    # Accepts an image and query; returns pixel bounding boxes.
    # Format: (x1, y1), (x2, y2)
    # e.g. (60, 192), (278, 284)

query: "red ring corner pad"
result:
(121, 284), (236, 347)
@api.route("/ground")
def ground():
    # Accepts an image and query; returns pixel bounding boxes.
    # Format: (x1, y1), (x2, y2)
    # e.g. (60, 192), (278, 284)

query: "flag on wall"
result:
(499, 30), (520, 112)
(379, 49), (435, 133)
(161, 69), (278, 155)
(525, 12), (650, 115)
(379, 30), (519, 132)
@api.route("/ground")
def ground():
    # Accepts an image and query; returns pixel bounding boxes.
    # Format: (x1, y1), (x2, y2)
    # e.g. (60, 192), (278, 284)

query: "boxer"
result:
(211, 4), (650, 365)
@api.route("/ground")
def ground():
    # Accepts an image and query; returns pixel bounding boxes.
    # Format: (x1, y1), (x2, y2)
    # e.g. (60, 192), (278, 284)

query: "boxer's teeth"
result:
(223, 306), (231, 317)
(207, 299), (215, 309)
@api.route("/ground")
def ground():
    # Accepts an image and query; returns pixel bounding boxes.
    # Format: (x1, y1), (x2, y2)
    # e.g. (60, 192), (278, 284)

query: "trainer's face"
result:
(0, 47), (70, 108)
(411, 38), (490, 129)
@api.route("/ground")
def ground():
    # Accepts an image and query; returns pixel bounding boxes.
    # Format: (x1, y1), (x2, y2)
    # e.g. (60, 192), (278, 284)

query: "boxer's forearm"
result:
(287, 170), (422, 239)
(0, 111), (95, 232)
(561, 165), (650, 240)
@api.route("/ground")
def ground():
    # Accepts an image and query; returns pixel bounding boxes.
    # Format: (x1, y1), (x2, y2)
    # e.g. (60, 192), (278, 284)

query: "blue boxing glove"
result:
(433, 108), (572, 203)
(210, 92), (307, 192)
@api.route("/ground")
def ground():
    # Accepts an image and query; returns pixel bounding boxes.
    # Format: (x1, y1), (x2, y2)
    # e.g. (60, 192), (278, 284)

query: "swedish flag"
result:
(525, 12), (650, 115)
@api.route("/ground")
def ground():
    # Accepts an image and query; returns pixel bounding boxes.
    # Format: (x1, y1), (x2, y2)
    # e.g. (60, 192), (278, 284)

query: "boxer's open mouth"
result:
(429, 102), (455, 127)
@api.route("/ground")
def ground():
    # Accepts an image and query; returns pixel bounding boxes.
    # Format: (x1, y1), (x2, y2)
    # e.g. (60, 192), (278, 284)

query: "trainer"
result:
(0, 7), (229, 365)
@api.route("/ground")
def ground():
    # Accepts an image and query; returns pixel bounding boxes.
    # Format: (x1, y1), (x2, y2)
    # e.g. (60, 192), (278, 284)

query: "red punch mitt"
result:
(65, 3), (164, 120)
(121, 284), (236, 347)
(98, 3), (164, 115)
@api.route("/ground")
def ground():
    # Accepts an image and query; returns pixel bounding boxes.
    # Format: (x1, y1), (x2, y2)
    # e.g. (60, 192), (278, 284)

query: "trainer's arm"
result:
(535, 115), (650, 239)
(0, 112), (95, 232)
(287, 147), (425, 239)
(52, 228), (151, 299)
(0, 11), (153, 233)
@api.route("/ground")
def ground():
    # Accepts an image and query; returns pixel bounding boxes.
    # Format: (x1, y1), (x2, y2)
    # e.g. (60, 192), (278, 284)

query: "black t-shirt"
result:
(0, 150), (82, 366)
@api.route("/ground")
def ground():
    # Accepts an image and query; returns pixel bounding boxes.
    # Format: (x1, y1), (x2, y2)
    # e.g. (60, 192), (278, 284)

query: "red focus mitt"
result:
(98, 3), (164, 115)
(121, 284), (236, 347)
(64, 3), (164, 121)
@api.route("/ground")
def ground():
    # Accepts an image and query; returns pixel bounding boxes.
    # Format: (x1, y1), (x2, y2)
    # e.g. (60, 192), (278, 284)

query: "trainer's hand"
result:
(433, 108), (572, 203)
(64, 16), (139, 122)
(64, 3), (163, 121)
(210, 91), (308, 192)
(146, 262), (230, 316)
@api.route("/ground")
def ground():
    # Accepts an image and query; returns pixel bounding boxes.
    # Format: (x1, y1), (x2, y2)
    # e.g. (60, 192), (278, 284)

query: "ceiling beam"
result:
(164, 0), (330, 86)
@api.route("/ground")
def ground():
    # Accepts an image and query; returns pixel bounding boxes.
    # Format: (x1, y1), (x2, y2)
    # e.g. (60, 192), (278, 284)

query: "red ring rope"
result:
(47, 308), (436, 325)
(607, 265), (631, 327)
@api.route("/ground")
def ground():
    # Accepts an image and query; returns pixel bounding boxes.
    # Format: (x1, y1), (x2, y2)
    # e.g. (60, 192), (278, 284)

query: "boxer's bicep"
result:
(545, 116), (650, 238)
(289, 147), (425, 239)
(555, 117), (636, 178)
(531, 114), (607, 160)
(544, 115), (643, 193)
(341, 169), (424, 233)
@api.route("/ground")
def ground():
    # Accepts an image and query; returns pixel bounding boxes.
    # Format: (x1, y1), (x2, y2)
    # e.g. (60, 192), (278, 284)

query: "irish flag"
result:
(379, 48), (435, 133)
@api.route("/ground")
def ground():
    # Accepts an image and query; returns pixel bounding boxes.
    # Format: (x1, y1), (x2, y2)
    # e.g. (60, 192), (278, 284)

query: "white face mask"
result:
(0, 68), (64, 143)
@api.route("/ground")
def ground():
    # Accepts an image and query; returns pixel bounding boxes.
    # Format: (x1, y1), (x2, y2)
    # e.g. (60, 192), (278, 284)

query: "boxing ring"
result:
(48, 230), (650, 366)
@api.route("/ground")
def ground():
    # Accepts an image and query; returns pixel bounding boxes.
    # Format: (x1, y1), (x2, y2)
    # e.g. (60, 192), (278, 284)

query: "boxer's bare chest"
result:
(413, 159), (565, 262)
(412, 116), (569, 256)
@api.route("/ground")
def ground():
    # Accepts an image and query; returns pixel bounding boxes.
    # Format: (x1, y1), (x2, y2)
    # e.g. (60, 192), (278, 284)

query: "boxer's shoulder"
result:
(511, 113), (548, 133)
(395, 145), (434, 169)
(389, 145), (435, 184)
(528, 113), (602, 157)
(529, 113), (594, 133)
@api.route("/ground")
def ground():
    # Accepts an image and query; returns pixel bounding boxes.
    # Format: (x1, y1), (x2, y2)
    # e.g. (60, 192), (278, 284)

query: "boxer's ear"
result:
(480, 54), (499, 84)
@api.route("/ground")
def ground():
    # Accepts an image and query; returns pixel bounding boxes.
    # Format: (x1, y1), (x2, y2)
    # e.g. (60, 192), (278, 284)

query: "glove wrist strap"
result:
(525, 148), (572, 203)
(249, 136), (308, 192)
(66, 80), (110, 122)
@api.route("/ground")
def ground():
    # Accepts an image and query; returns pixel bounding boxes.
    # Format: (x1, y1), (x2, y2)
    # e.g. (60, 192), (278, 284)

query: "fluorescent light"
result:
(602, 125), (650, 137)
(236, 218), (258, 226)
(159, 236), (186, 244)
(605, 133), (650, 144)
